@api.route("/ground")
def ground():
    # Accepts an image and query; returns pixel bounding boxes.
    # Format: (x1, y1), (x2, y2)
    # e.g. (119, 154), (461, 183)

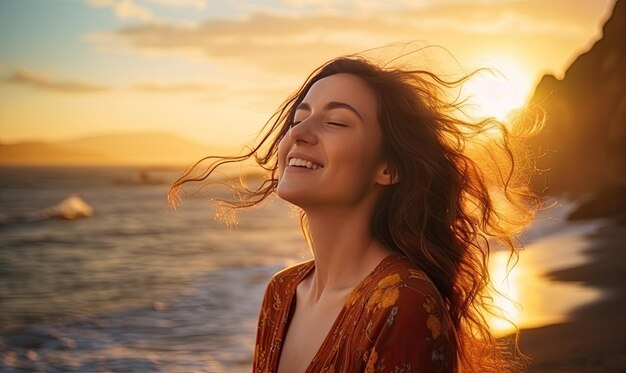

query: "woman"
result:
(168, 54), (540, 372)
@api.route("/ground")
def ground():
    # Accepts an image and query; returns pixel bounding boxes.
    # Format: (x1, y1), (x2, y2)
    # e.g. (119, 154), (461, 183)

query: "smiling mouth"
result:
(288, 157), (323, 170)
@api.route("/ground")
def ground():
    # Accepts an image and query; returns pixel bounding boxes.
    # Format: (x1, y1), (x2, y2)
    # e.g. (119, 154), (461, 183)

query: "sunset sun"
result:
(462, 58), (534, 122)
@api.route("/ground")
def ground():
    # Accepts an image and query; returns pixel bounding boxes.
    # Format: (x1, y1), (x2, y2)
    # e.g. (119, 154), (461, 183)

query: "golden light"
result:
(485, 233), (605, 337)
(486, 250), (522, 337)
(461, 58), (534, 122)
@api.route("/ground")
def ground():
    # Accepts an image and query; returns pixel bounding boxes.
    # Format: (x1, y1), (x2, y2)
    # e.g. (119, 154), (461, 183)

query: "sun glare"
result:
(461, 59), (533, 122)
(485, 232), (606, 338)
(486, 250), (522, 337)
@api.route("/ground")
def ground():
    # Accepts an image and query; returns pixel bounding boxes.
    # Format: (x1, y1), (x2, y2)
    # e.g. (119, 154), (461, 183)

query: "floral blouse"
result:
(253, 252), (457, 372)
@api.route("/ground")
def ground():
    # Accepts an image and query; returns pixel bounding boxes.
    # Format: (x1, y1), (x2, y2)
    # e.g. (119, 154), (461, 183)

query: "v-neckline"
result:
(276, 252), (398, 373)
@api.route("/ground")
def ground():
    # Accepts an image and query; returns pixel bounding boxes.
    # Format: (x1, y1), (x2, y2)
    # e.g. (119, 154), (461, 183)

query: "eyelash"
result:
(290, 121), (346, 127)
(327, 121), (347, 127)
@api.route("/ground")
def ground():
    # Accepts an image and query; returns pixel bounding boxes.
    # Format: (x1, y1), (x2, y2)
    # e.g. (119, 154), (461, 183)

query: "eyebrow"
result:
(296, 101), (364, 121)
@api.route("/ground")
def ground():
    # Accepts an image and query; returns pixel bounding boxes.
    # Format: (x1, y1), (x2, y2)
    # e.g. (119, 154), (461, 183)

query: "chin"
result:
(276, 187), (317, 208)
(276, 189), (303, 205)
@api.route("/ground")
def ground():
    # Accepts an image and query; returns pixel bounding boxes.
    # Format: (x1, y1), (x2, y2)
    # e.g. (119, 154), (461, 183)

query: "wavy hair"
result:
(168, 53), (543, 372)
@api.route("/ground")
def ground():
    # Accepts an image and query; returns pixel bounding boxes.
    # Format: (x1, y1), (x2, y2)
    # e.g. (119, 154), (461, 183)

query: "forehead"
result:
(301, 73), (378, 120)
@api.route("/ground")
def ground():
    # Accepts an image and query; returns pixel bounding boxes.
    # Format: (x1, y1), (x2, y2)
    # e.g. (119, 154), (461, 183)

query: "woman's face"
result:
(276, 73), (390, 208)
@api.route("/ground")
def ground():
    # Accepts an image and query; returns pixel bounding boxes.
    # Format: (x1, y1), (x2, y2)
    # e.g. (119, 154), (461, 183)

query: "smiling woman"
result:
(167, 53), (543, 373)
(277, 74), (388, 211)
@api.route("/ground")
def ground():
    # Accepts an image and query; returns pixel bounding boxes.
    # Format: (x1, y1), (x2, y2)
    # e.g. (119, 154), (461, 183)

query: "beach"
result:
(0, 166), (624, 372)
(517, 218), (625, 372)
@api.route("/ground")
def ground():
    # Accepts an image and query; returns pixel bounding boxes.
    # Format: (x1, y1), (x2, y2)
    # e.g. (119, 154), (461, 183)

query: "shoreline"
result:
(516, 218), (625, 372)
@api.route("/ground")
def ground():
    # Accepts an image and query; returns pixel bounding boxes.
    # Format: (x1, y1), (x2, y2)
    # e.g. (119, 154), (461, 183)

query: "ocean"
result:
(0, 166), (310, 372)
(0, 166), (606, 372)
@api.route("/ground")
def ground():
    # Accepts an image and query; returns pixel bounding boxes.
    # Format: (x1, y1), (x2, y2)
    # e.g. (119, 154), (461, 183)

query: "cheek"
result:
(276, 135), (291, 177)
(331, 138), (379, 183)
(344, 138), (381, 184)
(342, 134), (381, 167)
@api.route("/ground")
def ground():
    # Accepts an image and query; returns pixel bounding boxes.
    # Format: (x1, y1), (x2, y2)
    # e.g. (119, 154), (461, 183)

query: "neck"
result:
(302, 203), (394, 302)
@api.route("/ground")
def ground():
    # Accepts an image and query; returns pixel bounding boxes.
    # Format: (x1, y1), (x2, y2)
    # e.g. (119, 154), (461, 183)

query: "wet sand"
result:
(516, 219), (626, 372)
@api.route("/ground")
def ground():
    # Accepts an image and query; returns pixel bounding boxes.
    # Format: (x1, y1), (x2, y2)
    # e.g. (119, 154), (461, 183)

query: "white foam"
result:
(42, 194), (94, 220)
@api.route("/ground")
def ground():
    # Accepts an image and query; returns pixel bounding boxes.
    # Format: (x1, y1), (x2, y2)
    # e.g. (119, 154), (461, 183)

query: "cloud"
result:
(87, 0), (114, 6)
(115, 0), (154, 21)
(143, 0), (206, 9)
(2, 68), (221, 96)
(132, 81), (215, 93)
(279, 0), (338, 9)
(4, 70), (112, 93)
(89, 13), (410, 74)
(86, 0), (155, 22)
(86, 2), (589, 75)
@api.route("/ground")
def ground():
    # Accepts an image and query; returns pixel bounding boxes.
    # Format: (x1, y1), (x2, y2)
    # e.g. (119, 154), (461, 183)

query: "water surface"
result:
(0, 167), (606, 371)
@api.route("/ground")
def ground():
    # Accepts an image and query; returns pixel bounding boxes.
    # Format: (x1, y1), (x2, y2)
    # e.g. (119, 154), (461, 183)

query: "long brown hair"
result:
(168, 54), (542, 372)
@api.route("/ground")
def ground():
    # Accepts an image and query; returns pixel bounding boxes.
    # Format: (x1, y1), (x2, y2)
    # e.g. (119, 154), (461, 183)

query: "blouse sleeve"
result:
(364, 279), (457, 373)
(252, 275), (281, 372)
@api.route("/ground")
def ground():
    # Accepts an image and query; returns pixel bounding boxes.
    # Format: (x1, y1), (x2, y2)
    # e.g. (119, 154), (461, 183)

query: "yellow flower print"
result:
(367, 274), (401, 311)
(422, 294), (448, 339)
(427, 314), (442, 339)
(422, 295), (437, 313)
(378, 273), (402, 287)
(272, 292), (282, 311)
(365, 349), (378, 373)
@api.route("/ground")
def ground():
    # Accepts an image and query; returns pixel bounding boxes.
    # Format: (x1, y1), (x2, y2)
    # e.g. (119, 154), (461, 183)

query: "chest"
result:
(276, 289), (351, 373)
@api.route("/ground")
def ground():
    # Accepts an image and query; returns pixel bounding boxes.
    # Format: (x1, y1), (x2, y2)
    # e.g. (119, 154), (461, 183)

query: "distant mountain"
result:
(0, 132), (235, 167)
(0, 141), (113, 165)
(528, 0), (625, 195)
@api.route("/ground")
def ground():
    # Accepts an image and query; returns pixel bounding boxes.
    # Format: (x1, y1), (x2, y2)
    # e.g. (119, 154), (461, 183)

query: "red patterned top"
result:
(253, 252), (457, 372)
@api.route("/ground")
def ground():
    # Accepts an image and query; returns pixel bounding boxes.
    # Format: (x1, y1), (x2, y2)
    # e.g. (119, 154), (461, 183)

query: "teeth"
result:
(288, 157), (322, 169)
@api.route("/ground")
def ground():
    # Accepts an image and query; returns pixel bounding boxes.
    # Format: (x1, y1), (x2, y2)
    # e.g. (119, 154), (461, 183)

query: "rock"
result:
(567, 184), (626, 220)
(528, 0), (626, 195)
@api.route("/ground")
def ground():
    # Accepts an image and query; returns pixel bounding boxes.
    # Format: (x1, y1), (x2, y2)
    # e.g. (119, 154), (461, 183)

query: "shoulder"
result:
(361, 254), (452, 340)
(266, 258), (314, 291)
(270, 258), (314, 282)
(368, 254), (445, 307)
(258, 259), (314, 315)
(357, 255), (457, 371)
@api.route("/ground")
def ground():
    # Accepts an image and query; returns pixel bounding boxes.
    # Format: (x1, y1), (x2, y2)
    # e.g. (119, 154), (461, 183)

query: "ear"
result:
(375, 163), (399, 186)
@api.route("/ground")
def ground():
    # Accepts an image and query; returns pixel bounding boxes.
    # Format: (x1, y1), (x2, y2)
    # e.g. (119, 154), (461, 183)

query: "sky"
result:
(0, 0), (617, 148)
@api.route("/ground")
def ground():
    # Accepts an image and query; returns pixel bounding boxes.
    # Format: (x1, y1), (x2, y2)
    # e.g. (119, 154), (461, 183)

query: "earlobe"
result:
(377, 166), (399, 186)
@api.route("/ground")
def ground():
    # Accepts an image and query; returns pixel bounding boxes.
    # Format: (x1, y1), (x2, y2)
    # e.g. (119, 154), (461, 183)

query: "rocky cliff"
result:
(529, 0), (625, 195)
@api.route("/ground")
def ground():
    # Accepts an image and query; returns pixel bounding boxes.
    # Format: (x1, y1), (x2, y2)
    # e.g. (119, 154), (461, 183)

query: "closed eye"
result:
(326, 121), (347, 127)
(290, 120), (346, 127)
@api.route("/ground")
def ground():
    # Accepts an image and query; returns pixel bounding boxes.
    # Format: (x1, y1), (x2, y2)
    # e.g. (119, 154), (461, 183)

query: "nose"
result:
(288, 117), (318, 145)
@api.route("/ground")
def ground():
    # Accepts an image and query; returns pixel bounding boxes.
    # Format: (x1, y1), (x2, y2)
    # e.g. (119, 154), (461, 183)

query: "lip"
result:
(286, 152), (325, 168)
